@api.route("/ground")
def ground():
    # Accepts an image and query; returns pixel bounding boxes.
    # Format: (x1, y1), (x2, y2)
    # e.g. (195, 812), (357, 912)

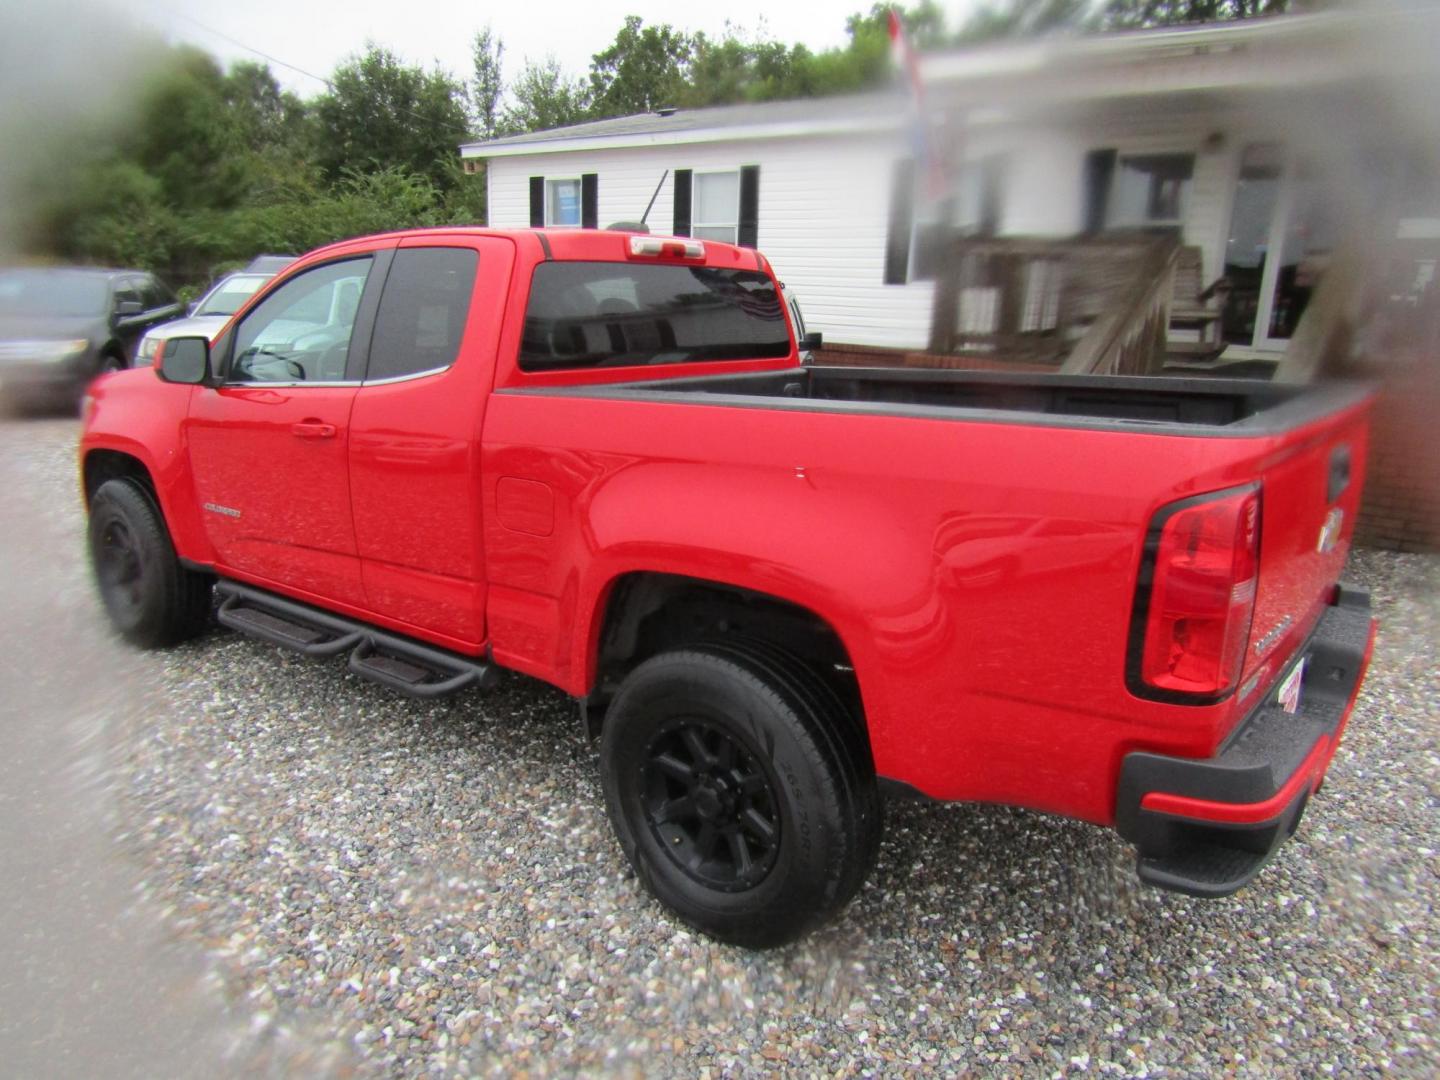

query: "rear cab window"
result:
(518, 262), (791, 373)
(366, 248), (479, 381)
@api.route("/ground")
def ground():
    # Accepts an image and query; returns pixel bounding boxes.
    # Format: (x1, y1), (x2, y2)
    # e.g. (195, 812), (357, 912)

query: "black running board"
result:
(215, 581), (497, 699)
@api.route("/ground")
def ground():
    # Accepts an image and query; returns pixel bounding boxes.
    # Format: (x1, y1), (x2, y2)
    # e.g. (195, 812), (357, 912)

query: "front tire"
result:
(88, 478), (211, 647)
(600, 643), (880, 948)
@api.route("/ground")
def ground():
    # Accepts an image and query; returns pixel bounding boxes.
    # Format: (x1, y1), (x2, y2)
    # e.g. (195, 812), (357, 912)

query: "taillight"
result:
(1129, 485), (1261, 701)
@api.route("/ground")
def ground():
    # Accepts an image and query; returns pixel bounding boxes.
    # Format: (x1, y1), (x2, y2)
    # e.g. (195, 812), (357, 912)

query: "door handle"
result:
(291, 421), (337, 439)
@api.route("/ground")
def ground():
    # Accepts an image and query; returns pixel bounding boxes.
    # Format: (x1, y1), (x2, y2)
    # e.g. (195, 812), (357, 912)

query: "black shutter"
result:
(529, 176), (545, 227)
(672, 169), (692, 236)
(737, 165), (760, 248)
(884, 158), (915, 285)
(1083, 149), (1117, 235)
(581, 173), (598, 229)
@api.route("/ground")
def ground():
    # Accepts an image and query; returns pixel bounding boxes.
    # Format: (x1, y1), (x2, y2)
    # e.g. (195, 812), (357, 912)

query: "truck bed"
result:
(510, 366), (1370, 434)
(486, 363), (1372, 822)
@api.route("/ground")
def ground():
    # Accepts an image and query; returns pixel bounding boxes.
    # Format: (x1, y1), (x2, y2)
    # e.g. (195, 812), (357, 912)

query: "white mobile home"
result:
(461, 11), (1432, 372)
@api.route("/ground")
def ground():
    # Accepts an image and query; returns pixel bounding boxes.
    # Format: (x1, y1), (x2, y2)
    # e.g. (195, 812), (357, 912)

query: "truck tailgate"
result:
(1241, 400), (1370, 696)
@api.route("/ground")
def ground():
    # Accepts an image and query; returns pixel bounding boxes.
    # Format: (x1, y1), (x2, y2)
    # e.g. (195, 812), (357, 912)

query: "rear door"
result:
(349, 237), (511, 646)
(185, 249), (390, 608)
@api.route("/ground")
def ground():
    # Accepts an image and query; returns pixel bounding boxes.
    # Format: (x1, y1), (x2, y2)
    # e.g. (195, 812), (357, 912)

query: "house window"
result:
(546, 178), (582, 227)
(892, 158), (1006, 283)
(1108, 154), (1195, 229)
(692, 171), (740, 243)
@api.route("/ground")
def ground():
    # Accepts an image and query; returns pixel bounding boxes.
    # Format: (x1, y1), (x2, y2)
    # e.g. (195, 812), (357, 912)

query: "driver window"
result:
(229, 257), (372, 383)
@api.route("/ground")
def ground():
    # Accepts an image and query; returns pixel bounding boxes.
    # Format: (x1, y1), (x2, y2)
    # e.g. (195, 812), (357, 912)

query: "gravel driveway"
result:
(5, 417), (1437, 1077)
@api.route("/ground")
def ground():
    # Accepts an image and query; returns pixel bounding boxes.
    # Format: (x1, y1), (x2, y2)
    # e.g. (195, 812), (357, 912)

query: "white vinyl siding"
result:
(487, 132), (937, 351)
(481, 116), (1246, 350)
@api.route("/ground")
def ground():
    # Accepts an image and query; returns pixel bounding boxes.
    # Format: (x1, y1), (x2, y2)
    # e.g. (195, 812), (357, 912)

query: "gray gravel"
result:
(9, 417), (1440, 1077)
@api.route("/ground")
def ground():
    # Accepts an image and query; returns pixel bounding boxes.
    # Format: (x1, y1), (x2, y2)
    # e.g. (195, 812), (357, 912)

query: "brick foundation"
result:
(1353, 357), (1440, 553)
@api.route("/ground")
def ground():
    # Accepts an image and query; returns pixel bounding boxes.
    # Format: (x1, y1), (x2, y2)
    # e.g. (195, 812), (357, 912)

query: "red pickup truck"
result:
(81, 228), (1377, 947)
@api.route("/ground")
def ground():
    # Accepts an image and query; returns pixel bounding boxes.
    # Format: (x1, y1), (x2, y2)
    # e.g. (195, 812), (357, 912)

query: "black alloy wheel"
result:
(600, 641), (880, 948)
(641, 718), (782, 892)
(95, 513), (145, 624)
(87, 478), (212, 647)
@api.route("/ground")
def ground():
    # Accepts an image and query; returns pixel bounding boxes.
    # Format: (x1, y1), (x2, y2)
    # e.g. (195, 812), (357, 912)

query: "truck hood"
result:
(141, 315), (230, 343)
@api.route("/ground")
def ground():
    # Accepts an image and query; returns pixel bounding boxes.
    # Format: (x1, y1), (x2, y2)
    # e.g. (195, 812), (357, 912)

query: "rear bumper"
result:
(1115, 585), (1377, 898)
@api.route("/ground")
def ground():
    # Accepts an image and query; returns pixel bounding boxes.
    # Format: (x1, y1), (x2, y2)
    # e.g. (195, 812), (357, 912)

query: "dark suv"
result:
(0, 267), (183, 411)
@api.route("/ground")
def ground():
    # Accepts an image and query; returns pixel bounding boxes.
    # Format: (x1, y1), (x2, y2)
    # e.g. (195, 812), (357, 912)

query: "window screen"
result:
(693, 171), (740, 243)
(1109, 154), (1195, 228)
(547, 179), (581, 226)
(519, 262), (791, 372)
(367, 248), (479, 381)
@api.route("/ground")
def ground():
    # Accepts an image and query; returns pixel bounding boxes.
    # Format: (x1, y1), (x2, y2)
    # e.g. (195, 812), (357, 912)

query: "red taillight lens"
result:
(1137, 487), (1261, 698)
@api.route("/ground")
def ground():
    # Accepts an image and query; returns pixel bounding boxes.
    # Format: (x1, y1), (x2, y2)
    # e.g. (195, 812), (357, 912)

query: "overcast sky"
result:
(123, 0), (974, 98)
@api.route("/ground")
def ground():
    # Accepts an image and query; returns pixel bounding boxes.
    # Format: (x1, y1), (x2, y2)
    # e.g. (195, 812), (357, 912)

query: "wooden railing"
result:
(923, 233), (1180, 375)
(1060, 237), (1178, 376)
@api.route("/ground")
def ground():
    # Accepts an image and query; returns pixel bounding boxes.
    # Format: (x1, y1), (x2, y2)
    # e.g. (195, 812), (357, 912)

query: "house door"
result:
(1223, 144), (1338, 351)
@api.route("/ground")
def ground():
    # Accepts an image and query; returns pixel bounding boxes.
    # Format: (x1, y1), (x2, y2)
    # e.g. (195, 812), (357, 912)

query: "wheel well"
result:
(588, 572), (865, 739)
(83, 450), (153, 507)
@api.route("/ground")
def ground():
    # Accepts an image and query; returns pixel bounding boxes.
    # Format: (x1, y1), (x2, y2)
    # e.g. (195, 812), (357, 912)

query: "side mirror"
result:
(114, 300), (144, 318)
(159, 336), (211, 385)
(801, 331), (823, 352)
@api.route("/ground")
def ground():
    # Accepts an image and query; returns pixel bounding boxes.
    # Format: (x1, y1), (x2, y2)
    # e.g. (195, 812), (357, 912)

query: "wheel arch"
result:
(581, 570), (870, 749)
(83, 448), (155, 507)
(101, 339), (127, 367)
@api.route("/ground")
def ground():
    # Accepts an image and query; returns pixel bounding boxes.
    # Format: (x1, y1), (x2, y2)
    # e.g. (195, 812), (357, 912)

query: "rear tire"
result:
(88, 478), (211, 647)
(599, 642), (880, 948)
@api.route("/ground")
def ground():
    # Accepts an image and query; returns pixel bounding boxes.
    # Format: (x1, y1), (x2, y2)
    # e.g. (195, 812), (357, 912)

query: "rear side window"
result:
(519, 262), (790, 372)
(366, 248), (479, 381)
(140, 276), (176, 310)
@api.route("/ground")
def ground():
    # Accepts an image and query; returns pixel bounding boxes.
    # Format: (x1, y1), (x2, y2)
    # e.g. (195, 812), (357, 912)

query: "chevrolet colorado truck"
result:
(80, 228), (1378, 947)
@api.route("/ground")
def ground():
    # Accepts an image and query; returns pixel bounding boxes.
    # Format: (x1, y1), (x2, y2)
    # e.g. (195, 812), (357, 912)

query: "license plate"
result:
(1277, 658), (1306, 714)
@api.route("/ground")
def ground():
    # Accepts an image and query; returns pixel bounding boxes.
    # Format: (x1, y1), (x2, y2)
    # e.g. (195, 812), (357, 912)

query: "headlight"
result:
(0, 339), (90, 363)
(136, 336), (160, 363)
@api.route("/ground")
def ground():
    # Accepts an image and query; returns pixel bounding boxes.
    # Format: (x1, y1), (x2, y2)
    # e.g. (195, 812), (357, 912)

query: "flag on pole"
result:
(889, 9), (948, 201)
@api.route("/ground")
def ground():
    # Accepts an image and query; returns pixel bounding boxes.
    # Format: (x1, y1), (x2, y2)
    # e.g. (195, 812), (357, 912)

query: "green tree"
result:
(1099, 0), (1290, 28)
(588, 16), (693, 118)
(313, 45), (470, 193)
(468, 26), (505, 140)
(222, 61), (310, 152)
(957, 0), (1091, 41)
(683, 29), (815, 106)
(124, 46), (253, 211)
(500, 57), (590, 134)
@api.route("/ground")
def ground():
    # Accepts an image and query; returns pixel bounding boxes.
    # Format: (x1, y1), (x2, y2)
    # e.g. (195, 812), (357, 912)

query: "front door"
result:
(1222, 144), (1338, 351)
(185, 252), (386, 609)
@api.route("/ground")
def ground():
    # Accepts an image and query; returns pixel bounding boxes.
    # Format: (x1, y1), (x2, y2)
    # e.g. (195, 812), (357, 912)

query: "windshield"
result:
(0, 270), (108, 318)
(195, 274), (270, 317)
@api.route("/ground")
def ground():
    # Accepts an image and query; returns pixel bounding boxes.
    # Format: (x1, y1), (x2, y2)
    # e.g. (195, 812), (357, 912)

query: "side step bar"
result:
(215, 581), (498, 699)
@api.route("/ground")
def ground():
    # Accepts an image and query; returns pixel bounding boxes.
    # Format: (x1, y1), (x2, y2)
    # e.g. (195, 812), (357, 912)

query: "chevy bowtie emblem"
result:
(1317, 507), (1343, 553)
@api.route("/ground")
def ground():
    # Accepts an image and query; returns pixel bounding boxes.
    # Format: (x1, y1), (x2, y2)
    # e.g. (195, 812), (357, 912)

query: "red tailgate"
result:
(1240, 399), (1372, 699)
